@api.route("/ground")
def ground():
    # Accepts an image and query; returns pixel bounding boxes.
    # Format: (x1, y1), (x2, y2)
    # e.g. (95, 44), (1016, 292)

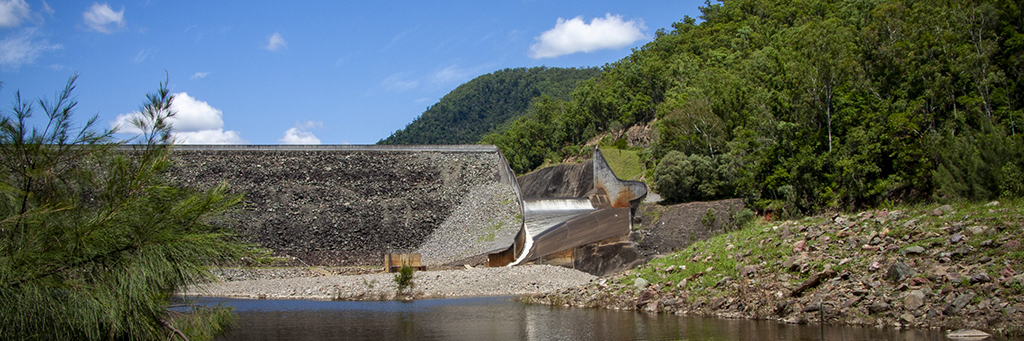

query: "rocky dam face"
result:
(163, 145), (522, 267)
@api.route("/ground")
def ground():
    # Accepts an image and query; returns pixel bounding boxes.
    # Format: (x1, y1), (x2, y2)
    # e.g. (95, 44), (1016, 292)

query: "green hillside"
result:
(487, 0), (1023, 215)
(378, 67), (600, 145)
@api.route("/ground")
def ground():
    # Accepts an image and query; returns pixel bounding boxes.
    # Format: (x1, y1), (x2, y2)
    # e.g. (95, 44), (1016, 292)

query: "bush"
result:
(654, 151), (738, 203)
(700, 208), (716, 228)
(393, 265), (415, 294)
(1002, 161), (1024, 198)
(731, 208), (755, 229)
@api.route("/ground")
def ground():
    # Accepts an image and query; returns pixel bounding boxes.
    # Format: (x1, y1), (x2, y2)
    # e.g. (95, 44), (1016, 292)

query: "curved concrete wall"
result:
(163, 145), (521, 266)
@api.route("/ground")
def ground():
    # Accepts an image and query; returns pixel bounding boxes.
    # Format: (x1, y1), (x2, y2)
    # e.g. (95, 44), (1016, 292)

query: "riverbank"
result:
(526, 200), (1024, 337)
(183, 264), (596, 301)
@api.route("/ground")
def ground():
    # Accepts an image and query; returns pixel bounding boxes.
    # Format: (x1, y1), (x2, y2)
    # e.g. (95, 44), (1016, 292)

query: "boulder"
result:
(887, 262), (916, 283)
(903, 246), (926, 255)
(575, 241), (643, 277)
(634, 277), (649, 289)
(904, 290), (925, 310)
(792, 240), (806, 253)
(947, 329), (991, 340)
(945, 292), (976, 315)
(868, 302), (891, 314)
(739, 265), (759, 279)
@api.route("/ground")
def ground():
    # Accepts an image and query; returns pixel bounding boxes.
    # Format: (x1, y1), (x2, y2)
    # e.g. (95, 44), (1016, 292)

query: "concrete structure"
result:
(490, 148), (647, 274)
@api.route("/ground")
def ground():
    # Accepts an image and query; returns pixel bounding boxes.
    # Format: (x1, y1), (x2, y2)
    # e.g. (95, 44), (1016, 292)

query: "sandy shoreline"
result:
(183, 265), (596, 301)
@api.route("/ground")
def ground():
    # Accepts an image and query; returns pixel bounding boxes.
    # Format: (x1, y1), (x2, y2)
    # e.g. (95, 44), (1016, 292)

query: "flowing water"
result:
(184, 296), (968, 341)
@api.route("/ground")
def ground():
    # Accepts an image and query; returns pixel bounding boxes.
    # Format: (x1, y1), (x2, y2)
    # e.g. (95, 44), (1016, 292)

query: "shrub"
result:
(393, 265), (415, 294)
(654, 151), (738, 203)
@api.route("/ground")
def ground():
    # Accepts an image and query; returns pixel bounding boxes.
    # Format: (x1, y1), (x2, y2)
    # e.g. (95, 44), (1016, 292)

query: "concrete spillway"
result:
(496, 148), (647, 269)
(523, 198), (595, 237)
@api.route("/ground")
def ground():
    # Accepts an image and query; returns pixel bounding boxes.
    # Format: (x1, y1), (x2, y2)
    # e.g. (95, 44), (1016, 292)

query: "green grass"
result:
(477, 221), (505, 242)
(627, 221), (789, 292)
(599, 147), (644, 180)
(622, 198), (1024, 296)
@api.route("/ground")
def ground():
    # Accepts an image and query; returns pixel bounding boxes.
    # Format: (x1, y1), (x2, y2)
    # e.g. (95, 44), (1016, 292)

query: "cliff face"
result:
(163, 146), (519, 266)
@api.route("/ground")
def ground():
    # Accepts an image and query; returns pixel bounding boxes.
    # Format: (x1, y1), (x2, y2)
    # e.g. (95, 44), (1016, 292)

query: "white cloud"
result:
(432, 65), (472, 84)
(0, 28), (61, 71)
(83, 3), (125, 33)
(300, 120), (323, 129)
(40, 1), (53, 16)
(0, 0), (31, 27)
(131, 48), (149, 63)
(265, 32), (285, 51)
(278, 127), (321, 144)
(380, 73), (417, 91)
(278, 121), (322, 144)
(529, 13), (646, 59)
(190, 71), (209, 80)
(112, 92), (246, 144)
(175, 129), (245, 144)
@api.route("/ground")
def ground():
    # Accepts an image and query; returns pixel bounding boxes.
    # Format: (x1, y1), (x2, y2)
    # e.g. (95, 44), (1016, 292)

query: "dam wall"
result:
(163, 145), (521, 267)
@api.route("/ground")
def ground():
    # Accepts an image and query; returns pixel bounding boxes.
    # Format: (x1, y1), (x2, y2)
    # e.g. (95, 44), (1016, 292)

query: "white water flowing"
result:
(508, 198), (595, 266)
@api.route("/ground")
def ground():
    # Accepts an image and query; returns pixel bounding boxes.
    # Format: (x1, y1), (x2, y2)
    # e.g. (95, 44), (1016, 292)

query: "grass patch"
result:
(477, 221), (505, 242)
(599, 147), (644, 180)
(629, 222), (789, 290)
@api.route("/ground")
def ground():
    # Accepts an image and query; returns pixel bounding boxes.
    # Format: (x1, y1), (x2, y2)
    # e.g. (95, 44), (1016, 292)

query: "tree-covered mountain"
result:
(485, 0), (1023, 216)
(378, 67), (600, 145)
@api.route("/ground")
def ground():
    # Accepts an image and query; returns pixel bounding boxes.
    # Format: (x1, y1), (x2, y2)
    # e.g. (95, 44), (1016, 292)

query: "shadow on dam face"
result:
(162, 145), (645, 274)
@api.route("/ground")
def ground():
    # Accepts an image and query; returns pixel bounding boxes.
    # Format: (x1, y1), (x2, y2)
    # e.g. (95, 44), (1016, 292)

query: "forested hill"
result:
(485, 0), (1023, 215)
(378, 67), (600, 145)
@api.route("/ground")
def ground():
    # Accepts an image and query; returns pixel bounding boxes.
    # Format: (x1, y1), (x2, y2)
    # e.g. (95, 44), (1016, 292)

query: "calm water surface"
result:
(187, 296), (966, 341)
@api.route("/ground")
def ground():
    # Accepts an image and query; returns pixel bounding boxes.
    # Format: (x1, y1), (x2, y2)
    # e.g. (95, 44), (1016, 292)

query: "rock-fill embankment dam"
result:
(164, 145), (522, 267)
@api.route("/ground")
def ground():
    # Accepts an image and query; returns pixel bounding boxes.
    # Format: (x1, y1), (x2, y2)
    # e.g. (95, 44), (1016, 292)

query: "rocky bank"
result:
(527, 200), (1024, 337)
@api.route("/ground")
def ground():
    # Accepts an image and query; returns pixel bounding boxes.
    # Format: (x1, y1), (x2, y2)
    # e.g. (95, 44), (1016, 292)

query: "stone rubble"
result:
(415, 182), (521, 266)
(527, 202), (1024, 337)
(185, 264), (596, 301)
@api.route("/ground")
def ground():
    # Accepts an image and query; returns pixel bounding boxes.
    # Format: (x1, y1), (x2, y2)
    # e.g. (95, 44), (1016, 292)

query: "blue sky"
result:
(1, 1), (705, 144)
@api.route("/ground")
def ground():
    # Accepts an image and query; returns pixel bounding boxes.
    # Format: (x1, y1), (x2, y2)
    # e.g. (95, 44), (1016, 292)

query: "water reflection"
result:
(186, 296), (955, 341)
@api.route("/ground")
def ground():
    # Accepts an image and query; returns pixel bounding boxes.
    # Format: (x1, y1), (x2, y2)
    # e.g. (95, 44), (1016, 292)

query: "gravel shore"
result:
(183, 265), (596, 301)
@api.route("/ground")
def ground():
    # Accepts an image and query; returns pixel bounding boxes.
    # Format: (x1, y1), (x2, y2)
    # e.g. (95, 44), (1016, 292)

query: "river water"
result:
(184, 296), (971, 341)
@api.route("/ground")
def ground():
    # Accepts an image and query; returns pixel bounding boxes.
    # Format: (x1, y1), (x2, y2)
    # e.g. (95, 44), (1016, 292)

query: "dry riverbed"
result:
(183, 265), (596, 301)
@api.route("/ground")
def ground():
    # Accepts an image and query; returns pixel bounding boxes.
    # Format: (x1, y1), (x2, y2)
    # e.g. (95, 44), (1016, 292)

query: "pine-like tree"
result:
(0, 75), (254, 340)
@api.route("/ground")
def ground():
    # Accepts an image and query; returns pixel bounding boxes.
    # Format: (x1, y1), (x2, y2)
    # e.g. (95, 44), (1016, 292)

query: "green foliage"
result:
(1002, 161), (1024, 197)
(653, 151), (738, 203)
(488, 0), (1024, 212)
(379, 67), (600, 145)
(0, 76), (253, 340)
(700, 208), (717, 228)
(166, 305), (237, 341)
(730, 208), (755, 229)
(393, 265), (415, 294)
